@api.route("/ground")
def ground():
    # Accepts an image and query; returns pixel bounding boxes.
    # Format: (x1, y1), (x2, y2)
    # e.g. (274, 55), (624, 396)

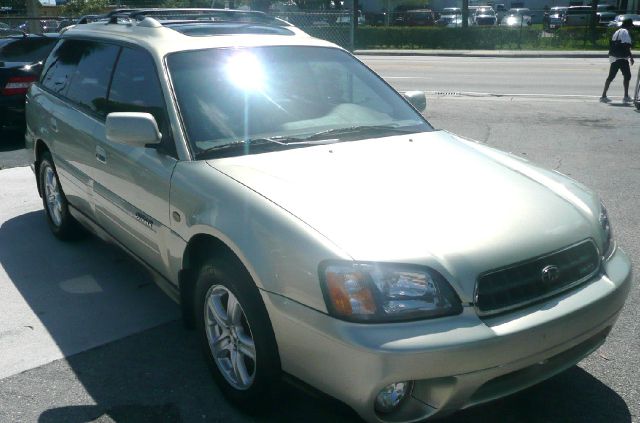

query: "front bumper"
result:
(262, 247), (632, 423)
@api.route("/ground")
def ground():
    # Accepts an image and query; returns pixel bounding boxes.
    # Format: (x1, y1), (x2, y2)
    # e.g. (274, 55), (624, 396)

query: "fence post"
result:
(26, 0), (40, 34)
(351, 0), (358, 51)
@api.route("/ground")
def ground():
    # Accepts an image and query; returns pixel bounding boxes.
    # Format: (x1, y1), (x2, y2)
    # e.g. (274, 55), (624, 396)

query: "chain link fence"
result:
(1, 5), (635, 50)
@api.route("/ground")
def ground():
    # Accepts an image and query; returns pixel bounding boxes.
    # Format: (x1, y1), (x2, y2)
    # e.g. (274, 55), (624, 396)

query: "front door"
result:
(92, 46), (178, 278)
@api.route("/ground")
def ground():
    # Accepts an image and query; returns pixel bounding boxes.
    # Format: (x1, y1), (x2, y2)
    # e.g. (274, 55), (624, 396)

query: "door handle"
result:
(96, 146), (107, 164)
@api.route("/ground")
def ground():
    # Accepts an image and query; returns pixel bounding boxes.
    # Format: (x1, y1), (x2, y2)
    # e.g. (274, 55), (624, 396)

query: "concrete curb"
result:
(354, 49), (608, 58)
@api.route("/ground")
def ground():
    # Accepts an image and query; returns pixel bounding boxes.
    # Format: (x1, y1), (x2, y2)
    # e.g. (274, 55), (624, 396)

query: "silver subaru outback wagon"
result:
(25, 9), (632, 423)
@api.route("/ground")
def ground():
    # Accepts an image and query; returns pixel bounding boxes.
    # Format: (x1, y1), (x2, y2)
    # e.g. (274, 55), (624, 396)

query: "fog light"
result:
(374, 381), (413, 413)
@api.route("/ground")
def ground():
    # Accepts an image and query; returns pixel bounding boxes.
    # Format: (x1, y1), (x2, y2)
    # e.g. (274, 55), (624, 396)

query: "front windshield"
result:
(167, 46), (431, 158)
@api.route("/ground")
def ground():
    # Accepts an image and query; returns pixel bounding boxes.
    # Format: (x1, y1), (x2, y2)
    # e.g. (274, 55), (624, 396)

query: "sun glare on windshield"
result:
(226, 52), (265, 92)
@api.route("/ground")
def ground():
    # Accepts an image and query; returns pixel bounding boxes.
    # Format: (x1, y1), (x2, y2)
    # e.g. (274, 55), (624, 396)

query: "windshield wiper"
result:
(194, 136), (303, 159)
(301, 124), (415, 142)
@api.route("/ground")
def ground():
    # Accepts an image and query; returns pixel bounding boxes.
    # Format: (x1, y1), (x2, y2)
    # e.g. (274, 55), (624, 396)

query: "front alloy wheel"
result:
(194, 256), (281, 412)
(204, 285), (257, 390)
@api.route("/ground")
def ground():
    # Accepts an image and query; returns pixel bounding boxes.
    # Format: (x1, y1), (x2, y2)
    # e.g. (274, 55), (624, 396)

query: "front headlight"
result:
(319, 262), (462, 322)
(599, 203), (615, 259)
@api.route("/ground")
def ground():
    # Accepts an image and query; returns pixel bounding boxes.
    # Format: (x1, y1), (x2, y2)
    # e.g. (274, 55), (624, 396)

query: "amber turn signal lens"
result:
(326, 271), (376, 317)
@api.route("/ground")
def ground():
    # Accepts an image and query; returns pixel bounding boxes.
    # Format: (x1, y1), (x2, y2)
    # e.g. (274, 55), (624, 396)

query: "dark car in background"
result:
(392, 7), (436, 25)
(547, 6), (567, 29)
(0, 34), (58, 132)
(16, 19), (60, 33)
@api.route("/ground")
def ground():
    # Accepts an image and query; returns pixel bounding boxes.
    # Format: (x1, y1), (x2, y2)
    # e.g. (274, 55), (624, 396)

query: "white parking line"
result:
(0, 167), (179, 380)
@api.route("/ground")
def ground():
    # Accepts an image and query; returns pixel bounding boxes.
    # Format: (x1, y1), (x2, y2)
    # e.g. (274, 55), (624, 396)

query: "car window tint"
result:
(108, 47), (166, 130)
(66, 41), (120, 117)
(0, 37), (57, 63)
(41, 39), (83, 96)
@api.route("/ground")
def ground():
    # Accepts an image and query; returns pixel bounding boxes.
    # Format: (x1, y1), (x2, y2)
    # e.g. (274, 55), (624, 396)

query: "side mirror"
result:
(403, 91), (427, 112)
(106, 112), (162, 147)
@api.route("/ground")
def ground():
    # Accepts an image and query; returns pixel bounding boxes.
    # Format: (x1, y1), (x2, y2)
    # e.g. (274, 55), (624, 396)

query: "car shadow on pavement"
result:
(0, 130), (24, 152)
(449, 365), (632, 422)
(34, 320), (361, 423)
(0, 212), (632, 423)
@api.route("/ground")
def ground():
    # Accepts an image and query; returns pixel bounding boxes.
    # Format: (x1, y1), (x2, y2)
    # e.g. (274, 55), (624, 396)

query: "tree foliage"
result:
(61, 0), (109, 16)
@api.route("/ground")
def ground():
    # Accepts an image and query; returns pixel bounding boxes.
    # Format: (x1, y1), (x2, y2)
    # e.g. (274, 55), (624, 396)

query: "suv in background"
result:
(24, 8), (631, 423)
(547, 6), (568, 29)
(564, 5), (594, 26)
(501, 8), (532, 26)
(474, 6), (497, 25)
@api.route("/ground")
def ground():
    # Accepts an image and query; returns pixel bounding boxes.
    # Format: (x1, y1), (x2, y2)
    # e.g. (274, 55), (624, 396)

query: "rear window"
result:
(567, 7), (592, 14)
(0, 37), (57, 63)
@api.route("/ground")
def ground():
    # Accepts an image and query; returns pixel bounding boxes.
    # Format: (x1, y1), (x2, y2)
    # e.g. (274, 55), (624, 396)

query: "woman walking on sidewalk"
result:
(601, 18), (635, 103)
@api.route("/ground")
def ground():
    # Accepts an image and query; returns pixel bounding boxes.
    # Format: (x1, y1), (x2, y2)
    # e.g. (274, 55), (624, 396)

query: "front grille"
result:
(475, 240), (600, 316)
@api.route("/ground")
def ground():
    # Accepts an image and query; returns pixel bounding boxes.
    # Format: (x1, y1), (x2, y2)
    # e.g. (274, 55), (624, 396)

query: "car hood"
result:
(207, 131), (601, 301)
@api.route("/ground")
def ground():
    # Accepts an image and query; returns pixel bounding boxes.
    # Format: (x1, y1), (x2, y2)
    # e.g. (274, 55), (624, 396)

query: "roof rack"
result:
(126, 8), (290, 26)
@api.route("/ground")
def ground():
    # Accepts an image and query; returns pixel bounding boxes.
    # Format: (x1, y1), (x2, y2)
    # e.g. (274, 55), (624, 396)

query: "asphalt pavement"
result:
(0, 55), (638, 422)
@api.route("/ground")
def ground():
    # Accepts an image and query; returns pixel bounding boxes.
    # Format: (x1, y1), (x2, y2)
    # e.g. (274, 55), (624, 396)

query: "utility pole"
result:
(462, 0), (469, 28)
(26, 0), (41, 34)
(351, 0), (358, 51)
(589, 0), (598, 44)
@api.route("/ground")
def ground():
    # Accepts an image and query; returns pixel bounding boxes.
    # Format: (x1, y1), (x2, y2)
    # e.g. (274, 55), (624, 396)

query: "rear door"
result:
(92, 46), (178, 277)
(35, 39), (120, 217)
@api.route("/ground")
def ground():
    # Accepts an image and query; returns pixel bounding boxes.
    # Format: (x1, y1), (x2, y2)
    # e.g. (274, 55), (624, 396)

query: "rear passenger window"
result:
(41, 39), (83, 95)
(66, 41), (120, 117)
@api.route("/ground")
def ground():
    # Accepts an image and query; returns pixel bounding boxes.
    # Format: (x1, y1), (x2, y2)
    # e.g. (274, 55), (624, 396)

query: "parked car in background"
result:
(0, 33), (58, 132)
(563, 6), (593, 26)
(404, 9), (436, 26)
(596, 5), (617, 26)
(597, 11), (616, 25)
(16, 19), (60, 33)
(547, 6), (567, 29)
(501, 8), (532, 26)
(609, 13), (640, 28)
(474, 6), (497, 25)
(335, 10), (365, 25)
(436, 8), (465, 27)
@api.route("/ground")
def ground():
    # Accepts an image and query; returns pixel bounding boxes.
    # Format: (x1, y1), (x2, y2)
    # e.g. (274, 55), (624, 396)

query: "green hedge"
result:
(355, 26), (640, 50)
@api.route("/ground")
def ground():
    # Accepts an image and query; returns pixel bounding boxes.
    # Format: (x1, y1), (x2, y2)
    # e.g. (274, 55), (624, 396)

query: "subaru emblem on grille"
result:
(541, 265), (560, 284)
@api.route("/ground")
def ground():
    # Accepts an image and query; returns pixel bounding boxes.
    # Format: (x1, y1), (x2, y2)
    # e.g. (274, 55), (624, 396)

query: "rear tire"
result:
(194, 255), (281, 413)
(38, 151), (83, 240)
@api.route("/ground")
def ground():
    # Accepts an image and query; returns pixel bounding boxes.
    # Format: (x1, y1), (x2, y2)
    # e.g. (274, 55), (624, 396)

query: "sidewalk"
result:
(354, 49), (607, 58)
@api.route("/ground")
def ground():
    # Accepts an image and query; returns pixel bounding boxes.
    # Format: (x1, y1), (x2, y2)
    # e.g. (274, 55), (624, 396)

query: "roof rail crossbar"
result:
(127, 8), (290, 26)
(107, 14), (134, 24)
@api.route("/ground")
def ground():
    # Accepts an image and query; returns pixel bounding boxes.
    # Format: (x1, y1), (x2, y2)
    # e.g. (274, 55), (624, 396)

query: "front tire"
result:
(38, 152), (82, 240)
(194, 256), (281, 413)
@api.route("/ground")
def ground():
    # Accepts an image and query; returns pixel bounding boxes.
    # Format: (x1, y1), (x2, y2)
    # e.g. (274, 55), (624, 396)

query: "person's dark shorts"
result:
(607, 59), (631, 82)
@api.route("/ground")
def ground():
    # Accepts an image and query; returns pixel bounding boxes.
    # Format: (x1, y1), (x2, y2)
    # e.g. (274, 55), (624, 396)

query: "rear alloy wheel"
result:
(195, 256), (281, 412)
(39, 152), (82, 240)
